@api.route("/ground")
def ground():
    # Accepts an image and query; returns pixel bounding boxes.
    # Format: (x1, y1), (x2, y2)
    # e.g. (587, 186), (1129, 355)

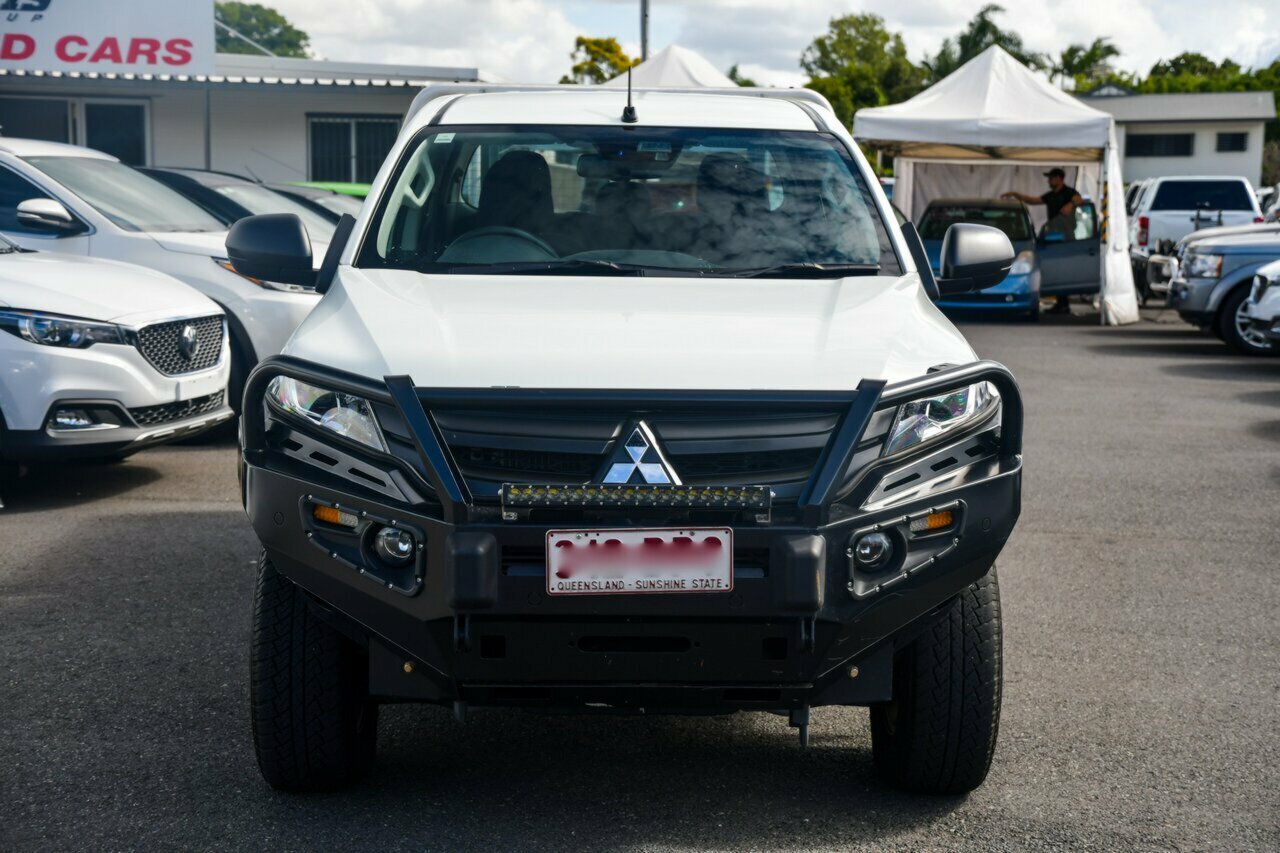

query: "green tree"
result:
(924, 4), (1048, 81)
(727, 64), (757, 87)
(1054, 37), (1121, 89)
(214, 2), (310, 58)
(800, 13), (926, 129)
(559, 36), (638, 85)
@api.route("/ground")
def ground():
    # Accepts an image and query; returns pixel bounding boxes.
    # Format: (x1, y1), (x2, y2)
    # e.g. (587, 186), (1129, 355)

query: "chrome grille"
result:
(135, 315), (224, 376)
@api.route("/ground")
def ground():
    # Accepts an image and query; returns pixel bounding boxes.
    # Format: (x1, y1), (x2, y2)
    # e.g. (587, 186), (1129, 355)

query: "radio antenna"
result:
(622, 66), (638, 123)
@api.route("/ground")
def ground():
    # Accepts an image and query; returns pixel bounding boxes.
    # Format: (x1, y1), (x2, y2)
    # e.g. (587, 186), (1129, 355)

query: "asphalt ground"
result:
(2, 305), (1278, 851)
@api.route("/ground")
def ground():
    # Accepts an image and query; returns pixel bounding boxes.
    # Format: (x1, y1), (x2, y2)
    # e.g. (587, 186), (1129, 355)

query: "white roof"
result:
(855, 46), (1114, 160)
(1079, 91), (1275, 123)
(0, 138), (115, 160)
(417, 89), (816, 132)
(602, 45), (736, 89)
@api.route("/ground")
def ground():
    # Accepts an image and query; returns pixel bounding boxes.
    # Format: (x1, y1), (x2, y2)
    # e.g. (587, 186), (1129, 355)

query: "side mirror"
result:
(226, 213), (314, 287)
(16, 198), (84, 234)
(937, 223), (1014, 296)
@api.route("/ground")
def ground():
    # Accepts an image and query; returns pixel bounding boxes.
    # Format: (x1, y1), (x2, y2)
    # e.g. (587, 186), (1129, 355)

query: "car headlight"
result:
(215, 258), (314, 293)
(0, 309), (126, 348)
(1009, 250), (1034, 276)
(1183, 253), (1223, 279)
(266, 376), (387, 452)
(883, 383), (998, 456)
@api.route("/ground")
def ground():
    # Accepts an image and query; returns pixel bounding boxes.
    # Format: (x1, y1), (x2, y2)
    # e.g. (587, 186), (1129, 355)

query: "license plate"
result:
(546, 527), (733, 596)
(175, 371), (224, 402)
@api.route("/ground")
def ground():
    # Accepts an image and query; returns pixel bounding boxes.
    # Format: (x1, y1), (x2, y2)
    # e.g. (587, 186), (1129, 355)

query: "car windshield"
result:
(1151, 180), (1255, 211)
(918, 203), (1033, 241)
(311, 193), (364, 217)
(214, 184), (336, 240)
(358, 126), (900, 277)
(24, 157), (225, 233)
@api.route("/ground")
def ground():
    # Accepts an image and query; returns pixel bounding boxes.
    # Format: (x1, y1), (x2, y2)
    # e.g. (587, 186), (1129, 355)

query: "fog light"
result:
(52, 408), (95, 429)
(853, 532), (893, 570)
(373, 526), (415, 566)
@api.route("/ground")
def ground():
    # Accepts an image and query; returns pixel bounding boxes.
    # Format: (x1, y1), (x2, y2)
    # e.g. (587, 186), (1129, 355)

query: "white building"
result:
(0, 54), (486, 183)
(1078, 90), (1275, 186)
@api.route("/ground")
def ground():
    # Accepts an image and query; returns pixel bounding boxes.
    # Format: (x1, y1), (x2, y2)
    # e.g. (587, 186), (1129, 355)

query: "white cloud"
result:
(267, 0), (1280, 85)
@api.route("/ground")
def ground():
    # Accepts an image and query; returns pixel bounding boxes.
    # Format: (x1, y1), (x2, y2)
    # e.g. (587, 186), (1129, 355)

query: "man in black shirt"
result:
(1001, 168), (1085, 313)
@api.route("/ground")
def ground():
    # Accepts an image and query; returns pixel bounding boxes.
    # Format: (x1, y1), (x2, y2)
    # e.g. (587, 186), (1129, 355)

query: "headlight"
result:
(215, 258), (314, 293)
(0, 309), (126, 348)
(1009, 250), (1034, 276)
(1183, 253), (1223, 279)
(266, 376), (387, 452)
(883, 383), (998, 456)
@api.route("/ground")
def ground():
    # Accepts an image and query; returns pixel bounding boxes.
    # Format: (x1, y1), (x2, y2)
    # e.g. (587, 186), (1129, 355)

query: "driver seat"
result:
(477, 151), (555, 238)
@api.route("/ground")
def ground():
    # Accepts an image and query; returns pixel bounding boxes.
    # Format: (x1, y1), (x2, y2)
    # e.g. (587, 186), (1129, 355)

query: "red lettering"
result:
(162, 38), (192, 66)
(55, 34), (88, 63)
(126, 38), (161, 65)
(88, 37), (123, 64)
(0, 33), (35, 61)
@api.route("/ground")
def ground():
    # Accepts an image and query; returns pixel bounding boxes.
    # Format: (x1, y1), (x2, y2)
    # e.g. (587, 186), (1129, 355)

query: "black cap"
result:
(1043, 167), (1066, 179)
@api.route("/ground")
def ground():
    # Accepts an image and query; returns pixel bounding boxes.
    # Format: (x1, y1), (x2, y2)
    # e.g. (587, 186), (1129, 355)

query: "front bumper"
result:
(241, 358), (1023, 712)
(1167, 276), (1218, 325)
(1247, 315), (1280, 342)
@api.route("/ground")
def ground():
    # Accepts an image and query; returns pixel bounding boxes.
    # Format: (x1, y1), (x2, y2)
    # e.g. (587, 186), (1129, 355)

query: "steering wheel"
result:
(445, 226), (558, 259)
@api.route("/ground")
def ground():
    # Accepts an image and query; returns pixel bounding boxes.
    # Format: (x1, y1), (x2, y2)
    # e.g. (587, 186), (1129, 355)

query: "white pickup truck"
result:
(1129, 176), (1262, 294)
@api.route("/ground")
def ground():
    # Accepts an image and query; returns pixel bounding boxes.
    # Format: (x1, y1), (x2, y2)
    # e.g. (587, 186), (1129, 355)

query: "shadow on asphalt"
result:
(1247, 419), (1280, 443)
(0, 459), (162, 513)
(1161, 358), (1280, 382)
(1239, 388), (1280, 407)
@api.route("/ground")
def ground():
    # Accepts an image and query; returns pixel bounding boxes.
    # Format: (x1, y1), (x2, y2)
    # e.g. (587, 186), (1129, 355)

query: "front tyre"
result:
(1218, 286), (1275, 356)
(250, 554), (377, 791)
(870, 567), (1002, 795)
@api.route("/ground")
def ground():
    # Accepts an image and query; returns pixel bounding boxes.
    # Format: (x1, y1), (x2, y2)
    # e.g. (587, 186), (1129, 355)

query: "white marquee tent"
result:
(856, 46), (1139, 325)
(603, 45), (736, 89)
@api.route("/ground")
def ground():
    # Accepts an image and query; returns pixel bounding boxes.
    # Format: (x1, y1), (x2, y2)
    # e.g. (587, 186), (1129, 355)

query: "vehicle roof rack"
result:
(404, 82), (835, 127)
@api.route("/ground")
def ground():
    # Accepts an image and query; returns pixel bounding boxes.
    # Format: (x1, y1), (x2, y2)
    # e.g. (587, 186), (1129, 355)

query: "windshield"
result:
(358, 126), (900, 276)
(311, 193), (364, 218)
(25, 157), (224, 233)
(918, 203), (1033, 242)
(215, 184), (336, 240)
(1151, 180), (1255, 212)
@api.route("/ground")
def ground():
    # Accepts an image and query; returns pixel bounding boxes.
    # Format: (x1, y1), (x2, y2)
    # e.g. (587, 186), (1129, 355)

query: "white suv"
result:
(0, 139), (321, 410)
(232, 84), (1024, 796)
(0, 234), (231, 462)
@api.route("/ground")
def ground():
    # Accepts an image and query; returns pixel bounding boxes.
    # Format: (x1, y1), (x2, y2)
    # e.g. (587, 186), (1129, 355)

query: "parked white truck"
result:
(1128, 176), (1262, 297)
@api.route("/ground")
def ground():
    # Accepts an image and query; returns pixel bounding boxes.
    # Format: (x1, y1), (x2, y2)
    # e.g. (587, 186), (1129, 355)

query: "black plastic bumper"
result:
(241, 357), (1023, 712)
(2, 399), (234, 461)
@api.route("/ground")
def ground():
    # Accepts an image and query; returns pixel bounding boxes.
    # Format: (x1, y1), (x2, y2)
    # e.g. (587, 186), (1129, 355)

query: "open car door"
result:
(1037, 202), (1101, 296)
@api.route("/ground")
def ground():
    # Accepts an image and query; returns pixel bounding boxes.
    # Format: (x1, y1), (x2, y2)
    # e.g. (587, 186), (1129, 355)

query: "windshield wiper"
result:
(434, 259), (703, 276)
(726, 262), (881, 279)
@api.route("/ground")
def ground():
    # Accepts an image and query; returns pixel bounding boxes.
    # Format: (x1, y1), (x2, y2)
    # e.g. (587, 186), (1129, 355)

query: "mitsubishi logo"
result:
(600, 421), (681, 485)
(178, 324), (200, 360)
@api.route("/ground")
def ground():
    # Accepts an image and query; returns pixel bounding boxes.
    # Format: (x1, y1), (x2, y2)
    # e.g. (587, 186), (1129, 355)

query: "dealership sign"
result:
(1, 0), (214, 75)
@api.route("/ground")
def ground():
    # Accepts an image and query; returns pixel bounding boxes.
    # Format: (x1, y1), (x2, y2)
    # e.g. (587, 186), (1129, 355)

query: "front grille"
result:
(130, 390), (225, 427)
(134, 315), (224, 376)
(435, 408), (840, 501)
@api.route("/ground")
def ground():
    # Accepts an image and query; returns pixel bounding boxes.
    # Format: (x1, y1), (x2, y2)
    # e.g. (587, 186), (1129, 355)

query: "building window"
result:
(0, 96), (148, 165)
(1125, 133), (1194, 157)
(308, 115), (401, 183)
(1216, 132), (1248, 153)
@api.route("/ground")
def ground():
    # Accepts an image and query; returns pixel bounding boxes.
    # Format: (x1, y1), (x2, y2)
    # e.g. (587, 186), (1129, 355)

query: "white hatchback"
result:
(0, 234), (232, 461)
(0, 139), (321, 410)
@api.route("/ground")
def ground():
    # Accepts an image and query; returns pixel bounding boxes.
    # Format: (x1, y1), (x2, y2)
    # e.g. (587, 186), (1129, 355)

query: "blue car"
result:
(918, 198), (1103, 320)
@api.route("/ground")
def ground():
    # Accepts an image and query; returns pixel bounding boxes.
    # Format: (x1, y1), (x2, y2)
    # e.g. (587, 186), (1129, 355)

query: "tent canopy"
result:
(603, 45), (736, 89)
(855, 46), (1113, 161)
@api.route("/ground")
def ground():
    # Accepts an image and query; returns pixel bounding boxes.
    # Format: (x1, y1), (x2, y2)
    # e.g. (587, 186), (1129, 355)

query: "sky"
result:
(268, 0), (1280, 86)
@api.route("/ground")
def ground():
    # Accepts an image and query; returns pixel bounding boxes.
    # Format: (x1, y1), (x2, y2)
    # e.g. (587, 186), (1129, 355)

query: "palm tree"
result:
(924, 4), (1049, 82)
(1053, 38), (1121, 88)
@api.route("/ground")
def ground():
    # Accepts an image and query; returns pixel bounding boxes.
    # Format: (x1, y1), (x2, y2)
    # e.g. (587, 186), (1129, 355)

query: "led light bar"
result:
(502, 483), (772, 510)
